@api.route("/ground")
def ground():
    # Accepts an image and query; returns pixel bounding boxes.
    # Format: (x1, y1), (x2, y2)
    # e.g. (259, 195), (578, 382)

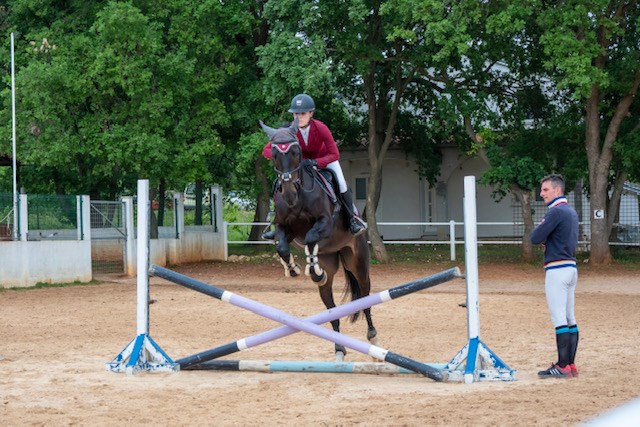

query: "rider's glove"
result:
(302, 159), (318, 168)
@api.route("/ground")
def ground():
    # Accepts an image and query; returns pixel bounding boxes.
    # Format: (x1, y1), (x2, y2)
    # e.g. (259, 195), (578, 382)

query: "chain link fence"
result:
(90, 201), (126, 274)
(26, 194), (78, 241)
(0, 193), (13, 240)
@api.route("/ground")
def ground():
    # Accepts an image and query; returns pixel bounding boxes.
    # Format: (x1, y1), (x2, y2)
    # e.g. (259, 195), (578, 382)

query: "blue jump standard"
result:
(149, 265), (462, 382)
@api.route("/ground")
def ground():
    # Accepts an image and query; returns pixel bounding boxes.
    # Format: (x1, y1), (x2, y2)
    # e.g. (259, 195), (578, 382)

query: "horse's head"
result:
(260, 117), (302, 208)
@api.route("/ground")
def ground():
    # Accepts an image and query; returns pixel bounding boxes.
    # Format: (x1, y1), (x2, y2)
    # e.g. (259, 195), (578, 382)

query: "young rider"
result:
(261, 93), (367, 240)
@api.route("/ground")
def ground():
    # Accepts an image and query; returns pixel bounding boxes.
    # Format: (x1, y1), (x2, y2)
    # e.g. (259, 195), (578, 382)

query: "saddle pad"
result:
(305, 164), (338, 204)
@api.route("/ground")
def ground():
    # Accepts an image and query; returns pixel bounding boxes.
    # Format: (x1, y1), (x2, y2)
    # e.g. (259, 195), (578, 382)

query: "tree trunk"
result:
(362, 56), (414, 262)
(510, 185), (535, 262)
(365, 157), (387, 262)
(584, 55), (640, 264)
(250, 157), (272, 241)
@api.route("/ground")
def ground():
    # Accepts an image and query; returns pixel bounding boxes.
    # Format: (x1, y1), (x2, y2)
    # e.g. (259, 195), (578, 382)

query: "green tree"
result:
(479, 108), (586, 261)
(537, 0), (640, 264)
(0, 0), (254, 210)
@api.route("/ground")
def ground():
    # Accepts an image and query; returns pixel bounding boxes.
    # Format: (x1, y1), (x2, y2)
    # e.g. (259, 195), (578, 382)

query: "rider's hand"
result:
(303, 159), (318, 168)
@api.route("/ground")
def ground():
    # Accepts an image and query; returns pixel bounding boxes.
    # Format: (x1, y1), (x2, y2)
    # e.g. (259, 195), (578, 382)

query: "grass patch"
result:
(2, 280), (100, 292)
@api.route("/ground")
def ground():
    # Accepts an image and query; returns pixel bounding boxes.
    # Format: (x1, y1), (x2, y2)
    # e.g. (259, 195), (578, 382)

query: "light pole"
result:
(11, 32), (18, 240)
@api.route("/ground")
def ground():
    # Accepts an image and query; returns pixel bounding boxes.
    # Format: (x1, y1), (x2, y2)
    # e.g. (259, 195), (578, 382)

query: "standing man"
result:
(530, 174), (580, 379)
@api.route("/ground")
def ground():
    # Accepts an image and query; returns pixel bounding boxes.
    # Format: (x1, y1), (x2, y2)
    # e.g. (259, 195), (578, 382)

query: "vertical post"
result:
(77, 195), (91, 241)
(82, 196), (91, 241)
(11, 32), (18, 241)
(18, 193), (28, 242)
(463, 176), (480, 341)
(76, 196), (83, 241)
(137, 180), (150, 336)
(449, 220), (456, 261)
(122, 197), (135, 276)
(211, 184), (223, 232)
(223, 221), (229, 261)
(173, 191), (184, 239)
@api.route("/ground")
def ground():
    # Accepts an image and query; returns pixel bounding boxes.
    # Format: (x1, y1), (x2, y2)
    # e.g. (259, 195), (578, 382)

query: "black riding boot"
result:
(340, 189), (367, 236)
(261, 181), (279, 241)
(261, 210), (276, 241)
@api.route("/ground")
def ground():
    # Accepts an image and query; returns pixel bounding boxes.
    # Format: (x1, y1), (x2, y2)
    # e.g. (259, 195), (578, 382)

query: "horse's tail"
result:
(343, 269), (362, 323)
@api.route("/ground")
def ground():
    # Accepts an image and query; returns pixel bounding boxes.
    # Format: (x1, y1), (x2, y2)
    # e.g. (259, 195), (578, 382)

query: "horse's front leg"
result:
(274, 226), (300, 277)
(304, 216), (332, 285)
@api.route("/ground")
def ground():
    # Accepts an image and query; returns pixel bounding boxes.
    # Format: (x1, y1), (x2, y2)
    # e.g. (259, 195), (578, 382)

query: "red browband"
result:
(272, 141), (298, 154)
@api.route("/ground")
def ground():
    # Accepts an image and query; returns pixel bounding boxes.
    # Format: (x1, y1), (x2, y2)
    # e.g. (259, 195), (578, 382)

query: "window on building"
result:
(355, 177), (367, 200)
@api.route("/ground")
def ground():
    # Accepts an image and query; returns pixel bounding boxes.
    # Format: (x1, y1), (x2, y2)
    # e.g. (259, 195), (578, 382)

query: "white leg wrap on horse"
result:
(280, 254), (300, 277)
(304, 244), (323, 278)
(291, 255), (300, 275)
(280, 257), (292, 277)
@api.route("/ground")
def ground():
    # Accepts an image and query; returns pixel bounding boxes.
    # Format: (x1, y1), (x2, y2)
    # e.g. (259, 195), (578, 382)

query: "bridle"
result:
(272, 139), (303, 188)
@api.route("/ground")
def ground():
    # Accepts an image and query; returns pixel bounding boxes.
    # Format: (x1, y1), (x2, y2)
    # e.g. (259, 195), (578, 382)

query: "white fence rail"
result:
(224, 221), (640, 262)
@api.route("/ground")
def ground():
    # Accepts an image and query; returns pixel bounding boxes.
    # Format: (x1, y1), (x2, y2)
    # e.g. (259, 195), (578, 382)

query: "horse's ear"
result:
(291, 115), (299, 134)
(259, 120), (278, 139)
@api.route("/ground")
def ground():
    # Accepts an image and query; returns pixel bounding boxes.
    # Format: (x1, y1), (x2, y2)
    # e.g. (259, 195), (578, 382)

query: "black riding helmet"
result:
(288, 94), (316, 113)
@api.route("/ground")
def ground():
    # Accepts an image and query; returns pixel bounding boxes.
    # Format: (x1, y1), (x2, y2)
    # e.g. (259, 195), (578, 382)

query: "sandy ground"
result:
(1, 259), (639, 426)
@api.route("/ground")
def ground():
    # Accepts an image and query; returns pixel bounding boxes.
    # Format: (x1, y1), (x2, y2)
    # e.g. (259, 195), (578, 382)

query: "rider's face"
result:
(294, 111), (313, 128)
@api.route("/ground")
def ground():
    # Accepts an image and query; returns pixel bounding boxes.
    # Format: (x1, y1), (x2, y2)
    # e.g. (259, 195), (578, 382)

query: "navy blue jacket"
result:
(530, 197), (579, 269)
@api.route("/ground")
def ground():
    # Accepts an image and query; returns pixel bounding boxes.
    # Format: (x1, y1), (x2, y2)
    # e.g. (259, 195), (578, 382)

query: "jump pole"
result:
(445, 175), (516, 383)
(149, 265), (459, 382)
(106, 179), (176, 374)
(183, 359), (448, 374)
(150, 265), (461, 372)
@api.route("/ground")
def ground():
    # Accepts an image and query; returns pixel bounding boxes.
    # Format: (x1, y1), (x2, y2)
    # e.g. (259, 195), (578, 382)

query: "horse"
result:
(260, 118), (378, 361)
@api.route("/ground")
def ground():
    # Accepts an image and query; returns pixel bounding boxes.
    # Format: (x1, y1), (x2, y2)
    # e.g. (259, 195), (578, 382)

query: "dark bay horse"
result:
(260, 118), (377, 361)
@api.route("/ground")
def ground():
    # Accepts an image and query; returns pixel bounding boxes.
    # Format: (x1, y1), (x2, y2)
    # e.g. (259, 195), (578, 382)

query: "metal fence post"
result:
(18, 193), (28, 241)
(123, 196), (135, 276)
(173, 191), (184, 239)
(77, 195), (91, 240)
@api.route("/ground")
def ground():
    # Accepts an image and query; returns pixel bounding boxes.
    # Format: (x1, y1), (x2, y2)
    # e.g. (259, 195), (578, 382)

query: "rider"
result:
(261, 93), (367, 240)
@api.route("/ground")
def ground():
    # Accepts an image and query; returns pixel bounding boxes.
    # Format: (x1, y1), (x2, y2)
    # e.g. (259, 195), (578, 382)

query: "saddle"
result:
(303, 163), (338, 204)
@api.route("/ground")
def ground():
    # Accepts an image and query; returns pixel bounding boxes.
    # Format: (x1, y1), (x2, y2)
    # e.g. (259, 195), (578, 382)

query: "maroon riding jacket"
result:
(262, 119), (340, 168)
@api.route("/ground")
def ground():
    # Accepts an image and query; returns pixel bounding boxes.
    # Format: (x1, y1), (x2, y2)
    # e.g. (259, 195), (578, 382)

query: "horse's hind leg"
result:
(316, 255), (346, 361)
(342, 241), (378, 348)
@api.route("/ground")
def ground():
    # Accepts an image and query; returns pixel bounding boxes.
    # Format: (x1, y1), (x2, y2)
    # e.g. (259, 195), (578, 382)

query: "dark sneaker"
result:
(538, 363), (572, 379)
(349, 217), (368, 236)
(261, 230), (276, 241)
(569, 363), (578, 378)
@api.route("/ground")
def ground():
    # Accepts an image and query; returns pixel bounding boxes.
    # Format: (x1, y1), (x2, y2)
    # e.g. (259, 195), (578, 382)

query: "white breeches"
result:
(326, 160), (348, 193)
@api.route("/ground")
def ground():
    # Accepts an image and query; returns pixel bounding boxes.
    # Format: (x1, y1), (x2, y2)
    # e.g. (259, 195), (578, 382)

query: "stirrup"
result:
(261, 229), (276, 241)
(349, 217), (367, 236)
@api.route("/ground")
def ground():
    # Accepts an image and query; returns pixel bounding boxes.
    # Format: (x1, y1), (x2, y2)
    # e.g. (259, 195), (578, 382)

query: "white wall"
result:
(341, 146), (515, 239)
(0, 241), (92, 288)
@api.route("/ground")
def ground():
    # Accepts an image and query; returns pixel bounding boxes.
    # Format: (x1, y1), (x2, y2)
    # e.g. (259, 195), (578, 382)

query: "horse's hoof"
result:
(335, 351), (345, 362)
